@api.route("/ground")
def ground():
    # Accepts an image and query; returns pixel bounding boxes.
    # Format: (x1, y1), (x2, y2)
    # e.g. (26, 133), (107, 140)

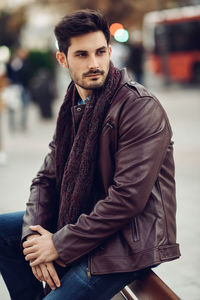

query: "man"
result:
(0, 9), (180, 300)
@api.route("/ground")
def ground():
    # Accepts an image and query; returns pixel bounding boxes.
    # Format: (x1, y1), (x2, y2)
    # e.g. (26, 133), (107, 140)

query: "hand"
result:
(23, 225), (59, 267)
(32, 262), (61, 290)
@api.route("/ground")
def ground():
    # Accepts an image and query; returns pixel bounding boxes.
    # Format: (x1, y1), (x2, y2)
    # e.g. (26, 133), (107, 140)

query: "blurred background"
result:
(0, 0), (200, 299)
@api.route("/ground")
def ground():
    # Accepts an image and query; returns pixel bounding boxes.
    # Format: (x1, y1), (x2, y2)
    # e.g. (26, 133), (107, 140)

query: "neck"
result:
(76, 85), (92, 100)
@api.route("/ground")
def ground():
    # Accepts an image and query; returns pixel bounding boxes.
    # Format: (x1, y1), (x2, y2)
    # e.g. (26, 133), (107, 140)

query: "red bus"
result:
(143, 5), (200, 83)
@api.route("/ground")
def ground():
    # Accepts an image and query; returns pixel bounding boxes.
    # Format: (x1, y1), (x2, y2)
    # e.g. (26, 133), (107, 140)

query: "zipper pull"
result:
(107, 121), (113, 129)
(86, 267), (91, 278)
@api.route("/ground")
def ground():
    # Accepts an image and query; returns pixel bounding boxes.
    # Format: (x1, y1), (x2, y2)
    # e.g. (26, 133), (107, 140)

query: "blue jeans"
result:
(0, 211), (44, 300)
(0, 211), (146, 300)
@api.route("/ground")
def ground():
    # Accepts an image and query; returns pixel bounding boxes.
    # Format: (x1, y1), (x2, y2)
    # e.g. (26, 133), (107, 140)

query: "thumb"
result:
(30, 225), (48, 235)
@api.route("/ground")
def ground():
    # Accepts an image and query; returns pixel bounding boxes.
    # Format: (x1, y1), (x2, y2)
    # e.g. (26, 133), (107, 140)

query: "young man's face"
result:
(57, 31), (111, 99)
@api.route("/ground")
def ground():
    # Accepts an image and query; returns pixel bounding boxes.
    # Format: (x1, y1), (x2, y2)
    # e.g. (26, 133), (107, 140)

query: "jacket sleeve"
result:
(52, 95), (173, 265)
(22, 135), (58, 241)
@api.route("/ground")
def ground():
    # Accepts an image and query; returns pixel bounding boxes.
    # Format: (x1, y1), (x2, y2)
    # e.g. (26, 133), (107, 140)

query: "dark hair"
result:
(54, 9), (110, 54)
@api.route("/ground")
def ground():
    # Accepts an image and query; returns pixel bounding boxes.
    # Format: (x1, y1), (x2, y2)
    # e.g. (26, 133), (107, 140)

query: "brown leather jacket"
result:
(22, 69), (180, 275)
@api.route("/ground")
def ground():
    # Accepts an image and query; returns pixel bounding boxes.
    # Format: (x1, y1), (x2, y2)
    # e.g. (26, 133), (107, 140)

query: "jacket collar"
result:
(119, 68), (132, 86)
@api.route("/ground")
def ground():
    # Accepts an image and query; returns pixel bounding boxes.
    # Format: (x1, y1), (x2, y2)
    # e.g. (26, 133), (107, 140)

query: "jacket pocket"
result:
(131, 217), (140, 242)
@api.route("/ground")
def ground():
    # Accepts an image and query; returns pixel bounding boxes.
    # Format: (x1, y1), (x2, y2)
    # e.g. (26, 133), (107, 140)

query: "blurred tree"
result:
(28, 50), (56, 79)
(27, 50), (57, 119)
(72, 0), (133, 25)
(0, 8), (26, 48)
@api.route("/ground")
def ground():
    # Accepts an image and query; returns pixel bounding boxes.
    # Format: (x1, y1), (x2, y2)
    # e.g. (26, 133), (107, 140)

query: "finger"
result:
(26, 233), (40, 241)
(25, 252), (39, 262)
(23, 234), (40, 249)
(32, 266), (40, 281)
(46, 263), (61, 288)
(32, 266), (42, 282)
(23, 237), (38, 249)
(23, 245), (37, 255)
(30, 225), (48, 235)
(23, 240), (33, 249)
(28, 251), (42, 265)
(35, 265), (44, 282)
(40, 263), (56, 290)
(30, 259), (44, 282)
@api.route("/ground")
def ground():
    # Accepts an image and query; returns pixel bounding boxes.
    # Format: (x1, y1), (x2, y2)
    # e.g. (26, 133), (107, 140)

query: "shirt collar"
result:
(77, 96), (90, 106)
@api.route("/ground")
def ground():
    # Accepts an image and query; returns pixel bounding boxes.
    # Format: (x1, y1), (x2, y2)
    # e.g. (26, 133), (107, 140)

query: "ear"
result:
(56, 51), (69, 69)
(108, 45), (112, 57)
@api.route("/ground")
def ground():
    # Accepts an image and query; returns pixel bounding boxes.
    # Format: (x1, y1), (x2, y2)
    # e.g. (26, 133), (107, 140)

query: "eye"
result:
(76, 52), (87, 57)
(97, 49), (106, 55)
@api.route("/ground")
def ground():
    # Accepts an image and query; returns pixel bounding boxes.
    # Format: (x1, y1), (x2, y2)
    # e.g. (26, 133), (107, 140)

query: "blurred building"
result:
(143, 5), (200, 84)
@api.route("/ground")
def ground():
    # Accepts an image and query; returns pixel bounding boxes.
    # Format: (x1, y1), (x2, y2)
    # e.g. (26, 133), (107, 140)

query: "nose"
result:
(88, 54), (99, 70)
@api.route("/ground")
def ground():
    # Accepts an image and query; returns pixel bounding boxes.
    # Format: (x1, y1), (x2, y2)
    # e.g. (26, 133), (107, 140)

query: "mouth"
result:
(86, 74), (101, 78)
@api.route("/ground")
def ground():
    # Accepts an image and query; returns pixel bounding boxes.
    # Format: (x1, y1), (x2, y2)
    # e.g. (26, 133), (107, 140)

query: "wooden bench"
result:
(112, 269), (181, 300)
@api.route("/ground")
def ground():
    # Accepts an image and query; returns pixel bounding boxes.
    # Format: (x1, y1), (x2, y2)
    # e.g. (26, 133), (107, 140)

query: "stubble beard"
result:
(68, 66), (109, 91)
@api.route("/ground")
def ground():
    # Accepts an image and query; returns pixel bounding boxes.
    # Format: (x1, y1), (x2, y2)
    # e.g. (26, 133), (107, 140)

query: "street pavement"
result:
(0, 80), (200, 300)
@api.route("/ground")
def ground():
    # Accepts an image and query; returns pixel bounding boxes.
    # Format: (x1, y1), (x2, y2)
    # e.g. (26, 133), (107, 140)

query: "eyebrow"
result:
(96, 46), (107, 51)
(74, 46), (107, 55)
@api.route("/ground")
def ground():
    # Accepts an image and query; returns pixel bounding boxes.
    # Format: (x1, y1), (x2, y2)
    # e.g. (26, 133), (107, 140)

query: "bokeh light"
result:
(109, 23), (124, 36)
(0, 46), (10, 63)
(114, 29), (129, 43)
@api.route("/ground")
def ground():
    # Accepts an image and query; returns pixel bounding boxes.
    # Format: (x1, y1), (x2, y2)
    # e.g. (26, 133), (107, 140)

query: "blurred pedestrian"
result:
(0, 9), (180, 300)
(0, 64), (8, 165)
(6, 47), (31, 131)
(127, 41), (144, 84)
(1, 83), (22, 131)
(30, 68), (55, 119)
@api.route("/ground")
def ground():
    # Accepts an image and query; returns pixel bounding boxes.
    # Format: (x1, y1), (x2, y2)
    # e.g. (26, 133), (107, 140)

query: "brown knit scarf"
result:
(55, 62), (121, 229)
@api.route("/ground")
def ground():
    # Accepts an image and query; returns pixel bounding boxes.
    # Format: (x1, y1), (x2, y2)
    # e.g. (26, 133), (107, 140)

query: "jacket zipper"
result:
(131, 217), (139, 242)
(71, 107), (76, 139)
